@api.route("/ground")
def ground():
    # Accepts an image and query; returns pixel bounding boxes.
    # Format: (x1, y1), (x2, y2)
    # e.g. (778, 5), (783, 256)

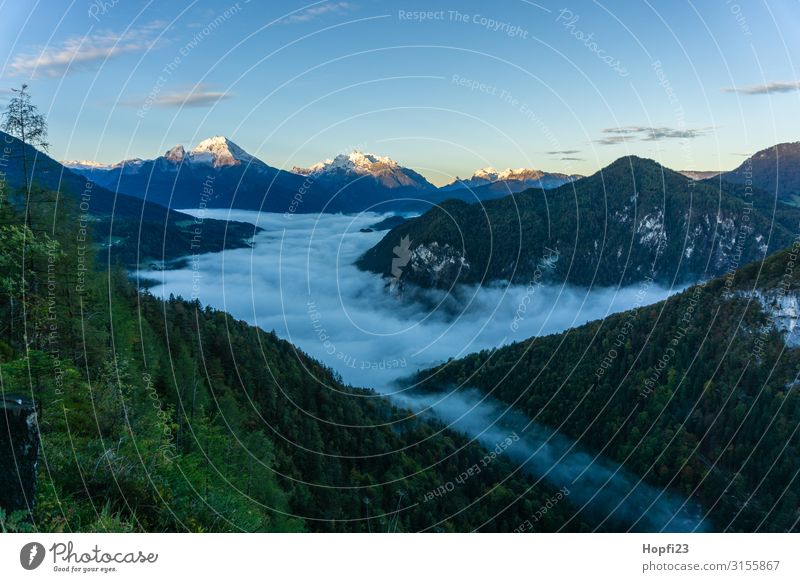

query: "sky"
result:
(1, 0), (799, 185)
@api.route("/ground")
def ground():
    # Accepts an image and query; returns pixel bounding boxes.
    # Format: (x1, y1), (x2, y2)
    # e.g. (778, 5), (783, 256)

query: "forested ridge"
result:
(358, 156), (800, 289)
(0, 184), (588, 532)
(0, 130), (259, 268)
(412, 247), (800, 531)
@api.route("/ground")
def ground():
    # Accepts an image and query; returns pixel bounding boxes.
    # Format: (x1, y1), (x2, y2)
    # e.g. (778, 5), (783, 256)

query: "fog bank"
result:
(139, 209), (702, 531)
(140, 210), (676, 390)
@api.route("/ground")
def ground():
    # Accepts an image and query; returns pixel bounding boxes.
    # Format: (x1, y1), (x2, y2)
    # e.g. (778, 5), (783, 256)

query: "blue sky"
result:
(1, 0), (799, 184)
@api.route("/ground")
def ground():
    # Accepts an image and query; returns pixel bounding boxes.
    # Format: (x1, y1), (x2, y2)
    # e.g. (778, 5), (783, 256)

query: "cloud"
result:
(138, 210), (702, 531)
(282, 1), (354, 24)
(595, 135), (636, 146)
(122, 84), (232, 109)
(397, 387), (707, 531)
(7, 24), (162, 78)
(547, 150), (580, 155)
(595, 125), (711, 145)
(140, 211), (677, 390)
(722, 81), (800, 95)
(560, 157), (583, 161)
(152, 89), (232, 108)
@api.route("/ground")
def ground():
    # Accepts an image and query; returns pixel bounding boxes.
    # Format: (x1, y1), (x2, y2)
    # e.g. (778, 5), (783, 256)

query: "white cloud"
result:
(139, 211), (677, 390)
(596, 125), (712, 145)
(152, 88), (232, 108)
(723, 81), (800, 95)
(283, 2), (354, 24)
(7, 23), (163, 78)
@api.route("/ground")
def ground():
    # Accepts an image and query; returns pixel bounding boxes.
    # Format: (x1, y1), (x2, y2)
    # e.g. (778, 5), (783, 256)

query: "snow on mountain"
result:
(62, 158), (145, 171)
(292, 150), (434, 190)
(449, 167), (546, 189)
(188, 136), (254, 167)
(442, 167), (581, 191)
(164, 145), (186, 164)
(65, 137), (257, 172)
(62, 160), (114, 170)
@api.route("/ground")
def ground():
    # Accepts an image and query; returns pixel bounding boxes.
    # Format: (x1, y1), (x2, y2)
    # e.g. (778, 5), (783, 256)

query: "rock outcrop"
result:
(0, 394), (39, 515)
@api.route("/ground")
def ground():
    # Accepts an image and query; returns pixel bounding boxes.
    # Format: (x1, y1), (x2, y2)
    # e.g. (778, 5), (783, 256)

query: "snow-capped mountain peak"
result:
(65, 137), (255, 171)
(292, 150), (433, 190)
(188, 136), (254, 167)
(62, 159), (113, 170)
(465, 167), (545, 183)
(164, 145), (186, 164)
(442, 166), (581, 192)
(297, 150), (402, 175)
(342, 150), (401, 172)
(62, 158), (145, 172)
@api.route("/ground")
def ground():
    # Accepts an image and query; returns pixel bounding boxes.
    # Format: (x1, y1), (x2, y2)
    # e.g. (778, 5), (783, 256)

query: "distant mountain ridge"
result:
(65, 141), (584, 213)
(65, 138), (800, 216)
(719, 142), (800, 204)
(293, 150), (434, 190)
(66, 141), (442, 213)
(358, 155), (800, 289)
(441, 167), (581, 193)
(65, 136), (316, 212)
(2, 131), (258, 267)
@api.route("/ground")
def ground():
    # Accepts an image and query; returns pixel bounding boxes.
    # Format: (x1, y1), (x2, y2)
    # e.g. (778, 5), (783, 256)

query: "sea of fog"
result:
(140, 210), (676, 390)
(139, 210), (706, 531)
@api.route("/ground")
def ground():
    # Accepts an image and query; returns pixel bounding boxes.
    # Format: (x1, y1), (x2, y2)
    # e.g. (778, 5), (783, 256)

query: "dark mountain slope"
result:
(719, 142), (800, 205)
(411, 247), (800, 531)
(0, 131), (258, 268)
(0, 188), (586, 533)
(70, 137), (314, 213)
(358, 156), (795, 289)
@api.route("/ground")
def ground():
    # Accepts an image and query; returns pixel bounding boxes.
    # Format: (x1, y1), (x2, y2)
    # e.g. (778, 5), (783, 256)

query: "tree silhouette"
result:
(2, 84), (49, 221)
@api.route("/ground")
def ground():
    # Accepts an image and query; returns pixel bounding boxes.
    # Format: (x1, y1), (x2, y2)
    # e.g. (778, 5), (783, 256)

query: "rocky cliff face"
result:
(0, 395), (39, 515)
(357, 156), (798, 290)
(406, 242), (471, 288)
(746, 289), (800, 347)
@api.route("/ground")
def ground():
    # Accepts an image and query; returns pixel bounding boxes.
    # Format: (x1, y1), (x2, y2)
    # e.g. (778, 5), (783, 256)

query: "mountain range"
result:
(411, 245), (800, 531)
(1, 131), (258, 268)
(65, 136), (311, 213)
(357, 155), (800, 289)
(64, 138), (583, 213)
(719, 141), (800, 205)
(440, 167), (581, 192)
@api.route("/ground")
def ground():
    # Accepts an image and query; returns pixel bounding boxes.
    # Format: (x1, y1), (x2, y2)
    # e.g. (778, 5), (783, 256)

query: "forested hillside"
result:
(411, 247), (800, 531)
(719, 142), (800, 205)
(0, 184), (586, 532)
(358, 156), (798, 289)
(1, 130), (258, 269)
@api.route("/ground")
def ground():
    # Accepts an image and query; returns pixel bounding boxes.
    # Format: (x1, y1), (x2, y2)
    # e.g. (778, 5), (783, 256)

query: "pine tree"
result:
(1, 84), (49, 224)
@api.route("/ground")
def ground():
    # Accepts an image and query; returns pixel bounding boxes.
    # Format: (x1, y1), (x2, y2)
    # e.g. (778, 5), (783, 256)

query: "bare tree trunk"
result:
(20, 123), (30, 227)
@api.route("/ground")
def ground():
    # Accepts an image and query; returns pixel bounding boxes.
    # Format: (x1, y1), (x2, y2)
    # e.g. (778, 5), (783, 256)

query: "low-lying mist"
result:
(140, 210), (676, 391)
(394, 387), (707, 532)
(139, 209), (701, 531)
